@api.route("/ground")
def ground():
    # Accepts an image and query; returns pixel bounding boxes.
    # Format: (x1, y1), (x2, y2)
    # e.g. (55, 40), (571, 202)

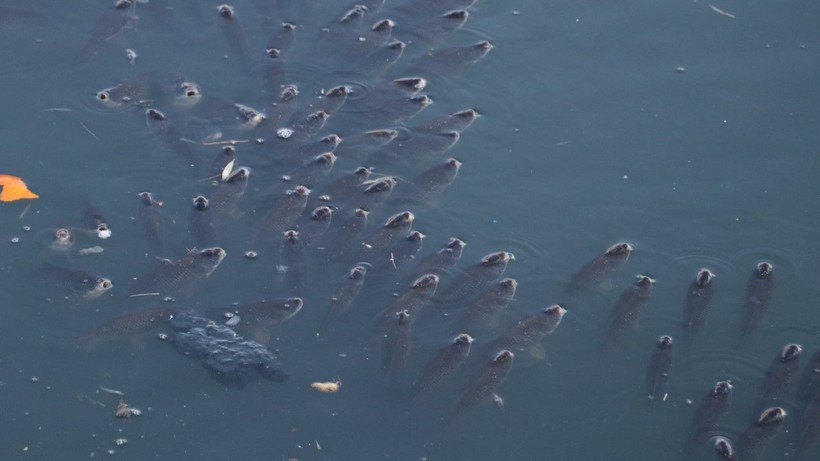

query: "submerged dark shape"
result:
(145, 108), (198, 166)
(796, 394), (820, 456)
(169, 310), (288, 386)
(565, 242), (633, 296)
(453, 350), (514, 418)
(735, 407), (786, 461)
(488, 305), (566, 359)
(395, 9), (470, 50)
(217, 4), (250, 68)
(797, 349), (820, 403)
(79, 0), (138, 60)
(378, 274), (440, 325)
(130, 247), (226, 298)
(280, 230), (307, 296)
(209, 167), (250, 217)
(207, 297), (303, 334)
(299, 205), (333, 247)
(81, 199), (112, 240)
(325, 264), (369, 325)
(382, 309), (413, 379)
(413, 237), (466, 277)
(439, 251), (515, 304)
(682, 268), (716, 346)
(318, 166), (372, 202)
(600, 274), (654, 348)
(412, 333), (473, 402)
(137, 191), (165, 256)
(740, 262), (774, 340)
(414, 109), (479, 135)
(39, 263), (113, 302)
(259, 185), (311, 239)
(327, 208), (369, 258)
(684, 380), (733, 456)
(363, 210), (415, 252)
(386, 230), (426, 269)
(188, 196), (217, 249)
(394, 158), (462, 206)
(457, 277), (517, 334)
(645, 335), (673, 402)
(76, 306), (176, 347)
(754, 343), (802, 413)
(418, 40), (493, 75)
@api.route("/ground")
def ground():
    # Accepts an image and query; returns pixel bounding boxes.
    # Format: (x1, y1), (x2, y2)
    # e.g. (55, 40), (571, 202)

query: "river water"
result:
(1, 1), (819, 459)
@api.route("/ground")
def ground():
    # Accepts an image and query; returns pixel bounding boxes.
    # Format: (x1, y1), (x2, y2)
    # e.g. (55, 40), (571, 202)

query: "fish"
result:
(345, 81), (432, 126)
(348, 39), (406, 77)
(453, 350), (514, 418)
(75, 306), (176, 347)
(377, 274), (440, 326)
(287, 134), (343, 167)
(210, 145), (237, 178)
(280, 230), (307, 296)
(137, 192), (165, 257)
(684, 380), (733, 456)
(298, 205), (333, 247)
(318, 166), (372, 202)
(382, 309), (413, 379)
(287, 152), (337, 187)
(333, 130), (398, 161)
(600, 275), (655, 349)
(713, 437), (735, 460)
(740, 262), (774, 340)
(81, 200), (112, 239)
(393, 158), (462, 207)
(145, 108), (198, 166)
(79, 0), (138, 60)
(354, 175), (398, 211)
(187, 196), (217, 249)
(130, 247), (226, 298)
(396, 130), (461, 160)
(207, 297), (303, 333)
(439, 251), (515, 305)
(682, 268), (716, 346)
(754, 343), (802, 413)
(265, 84), (300, 128)
(413, 237), (466, 278)
(418, 40), (494, 75)
(645, 335), (673, 402)
(39, 264), (113, 302)
(261, 22), (296, 96)
(412, 333), (473, 402)
(564, 242), (633, 297)
(326, 208), (369, 258)
(414, 109), (479, 135)
(362, 210), (415, 253)
(292, 110), (330, 139)
(395, 10), (470, 50)
(308, 85), (352, 117)
(216, 4), (250, 69)
(456, 278), (518, 334)
(233, 103), (266, 130)
(735, 407), (787, 461)
(797, 349), (820, 403)
(258, 185), (311, 241)
(324, 264), (369, 325)
(37, 227), (75, 255)
(796, 394), (820, 457)
(488, 305), (567, 359)
(208, 166), (250, 217)
(386, 230), (426, 269)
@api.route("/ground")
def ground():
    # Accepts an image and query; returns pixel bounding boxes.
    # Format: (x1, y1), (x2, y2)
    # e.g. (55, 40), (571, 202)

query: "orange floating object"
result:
(0, 174), (39, 201)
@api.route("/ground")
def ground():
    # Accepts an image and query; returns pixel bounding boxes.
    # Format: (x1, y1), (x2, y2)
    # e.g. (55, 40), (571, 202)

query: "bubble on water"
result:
(10, 237), (20, 244)
(244, 251), (258, 259)
(277, 128), (294, 139)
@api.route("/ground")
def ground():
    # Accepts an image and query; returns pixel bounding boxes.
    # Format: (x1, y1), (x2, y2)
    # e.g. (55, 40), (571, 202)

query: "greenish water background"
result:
(1, 0), (819, 459)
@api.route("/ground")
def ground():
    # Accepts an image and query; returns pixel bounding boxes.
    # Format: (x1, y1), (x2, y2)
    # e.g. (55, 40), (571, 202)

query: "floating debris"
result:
(125, 48), (136, 64)
(0, 174), (39, 201)
(115, 399), (141, 418)
(709, 4), (736, 19)
(99, 386), (126, 396)
(79, 246), (105, 255)
(277, 127), (294, 139)
(310, 379), (342, 393)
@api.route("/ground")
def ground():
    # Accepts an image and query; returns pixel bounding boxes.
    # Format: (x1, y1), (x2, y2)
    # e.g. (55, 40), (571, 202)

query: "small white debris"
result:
(709, 4), (736, 19)
(30, 376), (39, 383)
(676, 66), (686, 73)
(10, 237), (20, 244)
(115, 438), (127, 446)
(244, 251), (258, 259)
(79, 246), (105, 255)
(125, 49), (137, 64)
(23, 226), (31, 231)
(221, 159), (236, 181)
(97, 229), (112, 239)
(277, 127), (294, 139)
(157, 333), (168, 341)
(255, 138), (265, 144)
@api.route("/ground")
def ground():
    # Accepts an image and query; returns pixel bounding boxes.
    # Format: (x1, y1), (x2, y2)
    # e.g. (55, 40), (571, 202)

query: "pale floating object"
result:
(125, 49), (137, 64)
(0, 174), (39, 202)
(310, 379), (342, 393)
(225, 314), (240, 326)
(96, 228), (112, 239)
(221, 159), (236, 181)
(115, 438), (127, 446)
(115, 399), (141, 418)
(709, 4), (736, 18)
(79, 246), (104, 255)
(277, 127), (294, 139)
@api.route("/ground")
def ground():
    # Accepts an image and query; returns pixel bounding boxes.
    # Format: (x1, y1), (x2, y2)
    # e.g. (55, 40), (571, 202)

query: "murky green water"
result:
(1, 1), (819, 459)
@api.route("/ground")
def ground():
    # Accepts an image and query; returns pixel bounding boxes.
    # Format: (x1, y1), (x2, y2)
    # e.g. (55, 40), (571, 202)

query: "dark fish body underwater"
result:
(188, 196), (218, 249)
(682, 268), (716, 346)
(684, 380), (733, 456)
(439, 251), (515, 305)
(298, 205), (333, 247)
(386, 230), (426, 269)
(378, 274), (440, 325)
(130, 247), (226, 298)
(382, 309), (413, 379)
(39, 264), (113, 302)
(207, 297), (304, 332)
(394, 157), (462, 206)
(145, 108), (198, 166)
(79, 0), (138, 60)
(457, 277), (518, 334)
(796, 394), (820, 457)
(209, 166), (250, 217)
(216, 4), (250, 69)
(740, 262), (774, 340)
(137, 191), (165, 256)
(280, 230), (307, 296)
(362, 210), (415, 253)
(797, 349), (820, 403)
(645, 335), (673, 402)
(76, 306), (176, 347)
(735, 407), (786, 461)
(324, 264), (368, 325)
(601, 274), (654, 348)
(453, 350), (514, 418)
(259, 185), (311, 241)
(755, 343), (801, 412)
(488, 305), (566, 359)
(413, 237), (466, 278)
(327, 207), (369, 258)
(414, 109), (479, 135)
(81, 200), (112, 239)
(318, 166), (372, 203)
(209, 145), (236, 178)
(412, 333), (473, 402)
(565, 242), (632, 297)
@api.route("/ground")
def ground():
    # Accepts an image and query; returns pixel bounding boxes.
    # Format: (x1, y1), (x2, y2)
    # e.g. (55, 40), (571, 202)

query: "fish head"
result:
(283, 230), (300, 243)
(605, 242), (633, 257)
(371, 18), (394, 33)
(365, 129), (398, 142)
(145, 108), (166, 122)
(195, 247), (226, 274)
(83, 277), (113, 300)
(175, 81), (202, 107)
(482, 251), (514, 266)
(314, 152), (337, 166)
(411, 273), (439, 290)
(353, 166), (373, 180)
(543, 304), (567, 321)
(393, 77), (427, 92)
(657, 335), (673, 349)
(311, 206), (333, 221)
(755, 261), (774, 278)
(781, 343), (802, 362)
(348, 265), (368, 279)
(635, 274), (655, 286)
(385, 211), (414, 228)
(499, 277), (518, 292)
(225, 167), (251, 184)
(406, 231), (425, 242)
(354, 208), (370, 219)
(446, 158), (463, 171)
(696, 268), (715, 287)
(282, 297), (304, 317)
(713, 437), (734, 460)
(493, 350), (514, 364)
(192, 196), (210, 211)
(217, 4), (235, 19)
(756, 407), (786, 425)
(454, 333), (474, 345)
(52, 227), (74, 248)
(713, 380), (733, 396)
(320, 134), (343, 149)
